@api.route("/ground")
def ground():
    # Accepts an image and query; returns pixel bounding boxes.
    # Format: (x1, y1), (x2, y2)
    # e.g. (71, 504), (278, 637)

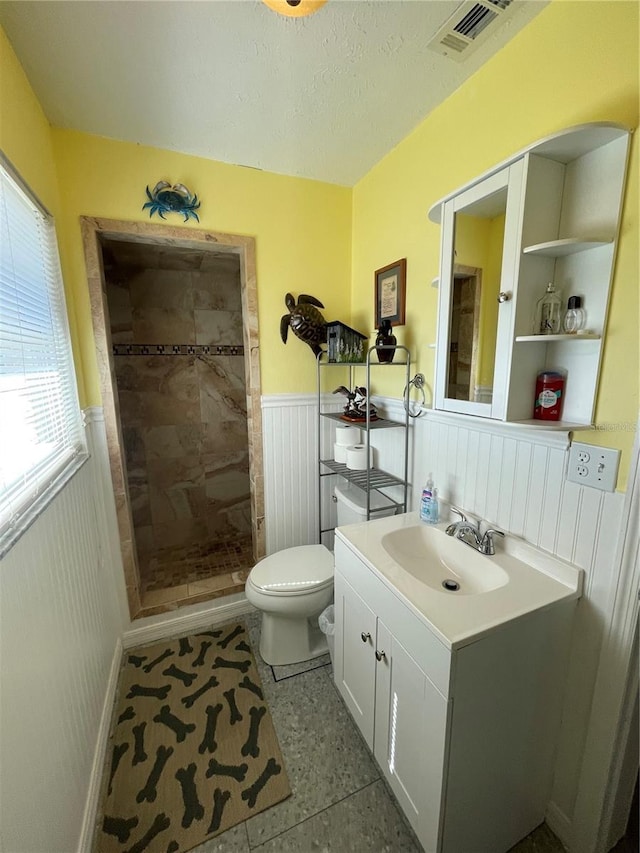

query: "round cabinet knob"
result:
(375, 650), (386, 662)
(361, 632), (371, 643)
(497, 291), (512, 303)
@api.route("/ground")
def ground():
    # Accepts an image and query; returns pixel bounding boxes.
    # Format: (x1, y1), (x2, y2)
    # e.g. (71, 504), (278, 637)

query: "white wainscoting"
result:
(263, 394), (335, 554)
(261, 394), (626, 844)
(0, 413), (124, 853)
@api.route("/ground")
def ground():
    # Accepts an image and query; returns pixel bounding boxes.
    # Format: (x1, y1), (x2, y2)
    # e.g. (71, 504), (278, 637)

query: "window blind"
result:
(0, 160), (86, 548)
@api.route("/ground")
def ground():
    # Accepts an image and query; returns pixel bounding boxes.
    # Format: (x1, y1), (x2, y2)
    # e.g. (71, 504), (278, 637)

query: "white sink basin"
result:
(381, 524), (509, 595)
(335, 511), (583, 648)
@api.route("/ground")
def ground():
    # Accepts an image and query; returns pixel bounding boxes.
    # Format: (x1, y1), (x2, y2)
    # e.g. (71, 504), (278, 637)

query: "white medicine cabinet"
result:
(429, 122), (631, 428)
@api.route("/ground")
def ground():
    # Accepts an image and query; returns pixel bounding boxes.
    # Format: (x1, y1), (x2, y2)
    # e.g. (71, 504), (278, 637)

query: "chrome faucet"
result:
(445, 507), (504, 556)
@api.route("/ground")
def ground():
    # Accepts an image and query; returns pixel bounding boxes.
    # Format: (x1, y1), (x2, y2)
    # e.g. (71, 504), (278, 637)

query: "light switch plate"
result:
(566, 442), (620, 492)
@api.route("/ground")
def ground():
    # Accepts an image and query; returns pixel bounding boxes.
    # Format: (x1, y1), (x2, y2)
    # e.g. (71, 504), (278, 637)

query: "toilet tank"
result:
(334, 481), (397, 526)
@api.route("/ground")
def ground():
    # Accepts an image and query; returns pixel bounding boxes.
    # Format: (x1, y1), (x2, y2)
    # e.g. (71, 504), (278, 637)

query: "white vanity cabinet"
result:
(335, 562), (449, 852)
(334, 535), (576, 853)
(430, 122), (631, 427)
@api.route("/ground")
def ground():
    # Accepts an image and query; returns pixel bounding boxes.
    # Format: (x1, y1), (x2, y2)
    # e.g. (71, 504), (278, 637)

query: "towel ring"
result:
(404, 373), (426, 418)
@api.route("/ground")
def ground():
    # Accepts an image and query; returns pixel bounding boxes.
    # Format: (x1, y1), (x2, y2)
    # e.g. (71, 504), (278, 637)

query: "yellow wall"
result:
(451, 212), (504, 389)
(0, 28), (90, 379)
(2, 0), (638, 484)
(51, 130), (352, 404)
(0, 28), (58, 210)
(352, 0), (639, 487)
(479, 214), (505, 388)
(454, 214), (491, 269)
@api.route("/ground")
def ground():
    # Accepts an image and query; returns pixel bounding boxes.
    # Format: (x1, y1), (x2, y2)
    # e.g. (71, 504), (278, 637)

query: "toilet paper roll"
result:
(346, 444), (374, 471)
(334, 442), (348, 464)
(335, 424), (362, 446)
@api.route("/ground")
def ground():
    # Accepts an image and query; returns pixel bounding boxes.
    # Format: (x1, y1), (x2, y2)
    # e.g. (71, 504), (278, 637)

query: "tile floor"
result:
(171, 612), (567, 853)
(138, 536), (253, 613)
(141, 535), (254, 592)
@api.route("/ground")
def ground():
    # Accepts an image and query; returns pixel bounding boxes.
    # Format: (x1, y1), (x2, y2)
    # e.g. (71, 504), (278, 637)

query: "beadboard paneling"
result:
(411, 414), (622, 562)
(0, 415), (123, 853)
(263, 395), (322, 553)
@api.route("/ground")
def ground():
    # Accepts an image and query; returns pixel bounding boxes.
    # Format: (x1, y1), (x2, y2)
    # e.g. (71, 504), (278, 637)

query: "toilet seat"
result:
(249, 544), (333, 597)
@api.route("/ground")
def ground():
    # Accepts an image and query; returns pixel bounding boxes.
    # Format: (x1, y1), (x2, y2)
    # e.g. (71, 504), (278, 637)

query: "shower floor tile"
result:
(139, 534), (254, 596)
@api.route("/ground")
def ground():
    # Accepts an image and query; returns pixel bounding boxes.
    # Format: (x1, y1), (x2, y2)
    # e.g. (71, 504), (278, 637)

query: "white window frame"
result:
(0, 154), (87, 556)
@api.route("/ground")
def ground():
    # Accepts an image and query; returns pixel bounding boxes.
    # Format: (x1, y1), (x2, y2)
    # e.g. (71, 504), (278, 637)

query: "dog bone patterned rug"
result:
(96, 621), (290, 852)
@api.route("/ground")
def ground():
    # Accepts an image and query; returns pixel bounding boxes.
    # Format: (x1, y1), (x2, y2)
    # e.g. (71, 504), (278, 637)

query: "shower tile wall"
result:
(105, 245), (252, 594)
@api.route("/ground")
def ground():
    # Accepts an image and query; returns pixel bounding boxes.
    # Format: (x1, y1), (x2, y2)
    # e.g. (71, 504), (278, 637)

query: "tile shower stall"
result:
(103, 241), (253, 600)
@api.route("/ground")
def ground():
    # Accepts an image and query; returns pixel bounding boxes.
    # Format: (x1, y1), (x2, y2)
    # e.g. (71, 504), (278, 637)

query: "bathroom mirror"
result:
(434, 164), (518, 419)
(447, 192), (506, 403)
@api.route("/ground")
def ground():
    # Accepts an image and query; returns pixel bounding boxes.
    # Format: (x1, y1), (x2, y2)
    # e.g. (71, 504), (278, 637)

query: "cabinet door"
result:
(374, 620), (449, 853)
(435, 160), (524, 420)
(333, 571), (377, 749)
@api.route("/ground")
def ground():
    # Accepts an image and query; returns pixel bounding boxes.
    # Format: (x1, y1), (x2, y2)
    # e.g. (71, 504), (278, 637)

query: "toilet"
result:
(245, 481), (397, 665)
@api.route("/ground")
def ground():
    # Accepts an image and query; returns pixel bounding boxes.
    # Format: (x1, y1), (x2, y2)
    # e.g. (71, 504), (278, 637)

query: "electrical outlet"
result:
(567, 442), (620, 492)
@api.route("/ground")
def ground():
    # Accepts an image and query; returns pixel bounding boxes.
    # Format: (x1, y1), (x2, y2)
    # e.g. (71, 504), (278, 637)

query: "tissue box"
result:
(326, 321), (367, 363)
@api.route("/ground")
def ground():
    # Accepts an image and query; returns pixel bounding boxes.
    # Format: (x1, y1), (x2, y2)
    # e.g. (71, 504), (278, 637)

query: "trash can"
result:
(318, 604), (335, 666)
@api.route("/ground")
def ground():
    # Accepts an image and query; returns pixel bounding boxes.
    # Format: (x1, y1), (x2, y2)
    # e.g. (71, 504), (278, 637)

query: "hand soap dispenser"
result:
(420, 475), (438, 523)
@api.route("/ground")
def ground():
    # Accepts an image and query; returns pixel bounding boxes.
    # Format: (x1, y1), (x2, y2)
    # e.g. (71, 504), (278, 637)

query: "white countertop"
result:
(335, 511), (583, 649)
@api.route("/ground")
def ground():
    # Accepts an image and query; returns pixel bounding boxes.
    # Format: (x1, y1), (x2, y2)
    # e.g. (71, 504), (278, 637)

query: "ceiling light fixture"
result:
(262, 0), (327, 18)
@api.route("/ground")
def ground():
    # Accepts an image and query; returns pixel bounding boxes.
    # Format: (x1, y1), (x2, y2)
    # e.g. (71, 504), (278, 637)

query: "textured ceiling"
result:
(0, 0), (546, 185)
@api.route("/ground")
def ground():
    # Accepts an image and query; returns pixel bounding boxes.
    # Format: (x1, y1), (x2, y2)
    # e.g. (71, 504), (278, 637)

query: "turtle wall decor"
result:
(280, 293), (327, 357)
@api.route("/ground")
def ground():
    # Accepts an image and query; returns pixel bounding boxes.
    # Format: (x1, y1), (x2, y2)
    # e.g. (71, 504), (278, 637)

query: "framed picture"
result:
(374, 258), (406, 327)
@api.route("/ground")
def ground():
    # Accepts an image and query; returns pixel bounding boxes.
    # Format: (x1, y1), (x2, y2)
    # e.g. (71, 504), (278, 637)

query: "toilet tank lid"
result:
(251, 544), (334, 591)
(334, 482), (395, 513)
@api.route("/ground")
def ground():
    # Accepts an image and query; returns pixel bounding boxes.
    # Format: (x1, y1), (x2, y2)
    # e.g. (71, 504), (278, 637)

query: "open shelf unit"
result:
(317, 346), (411, 541)
(510, 418), (593, 430)
(320, 411), (406, 429)
(507, 126), (630, 424)
(515, 333), (601, 343)
(522, 237), (613, 257)
(318, 459), (406, 491)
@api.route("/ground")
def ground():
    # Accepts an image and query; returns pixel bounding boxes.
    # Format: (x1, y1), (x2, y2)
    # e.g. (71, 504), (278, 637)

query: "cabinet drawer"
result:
(335, 538), (451, 698)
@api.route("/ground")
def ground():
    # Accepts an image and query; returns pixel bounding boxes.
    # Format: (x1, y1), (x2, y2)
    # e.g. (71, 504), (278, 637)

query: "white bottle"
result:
(429, 488), (439, 524)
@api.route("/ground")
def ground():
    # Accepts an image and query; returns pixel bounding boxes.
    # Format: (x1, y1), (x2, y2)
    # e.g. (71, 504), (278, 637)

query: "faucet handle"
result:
(450, 506), (467, 523)
(480, 528), (504, 555)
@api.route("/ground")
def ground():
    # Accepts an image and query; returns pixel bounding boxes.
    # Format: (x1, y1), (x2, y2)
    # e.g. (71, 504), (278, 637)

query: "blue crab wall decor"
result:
(142, 181), (201, 222)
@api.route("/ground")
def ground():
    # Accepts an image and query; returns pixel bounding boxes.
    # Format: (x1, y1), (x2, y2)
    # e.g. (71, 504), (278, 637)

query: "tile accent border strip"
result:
(112, 343), (245, 356)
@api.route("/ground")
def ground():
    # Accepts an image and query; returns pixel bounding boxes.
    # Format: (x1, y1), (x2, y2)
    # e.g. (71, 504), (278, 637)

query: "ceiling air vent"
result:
(428, 0), (516, 61)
